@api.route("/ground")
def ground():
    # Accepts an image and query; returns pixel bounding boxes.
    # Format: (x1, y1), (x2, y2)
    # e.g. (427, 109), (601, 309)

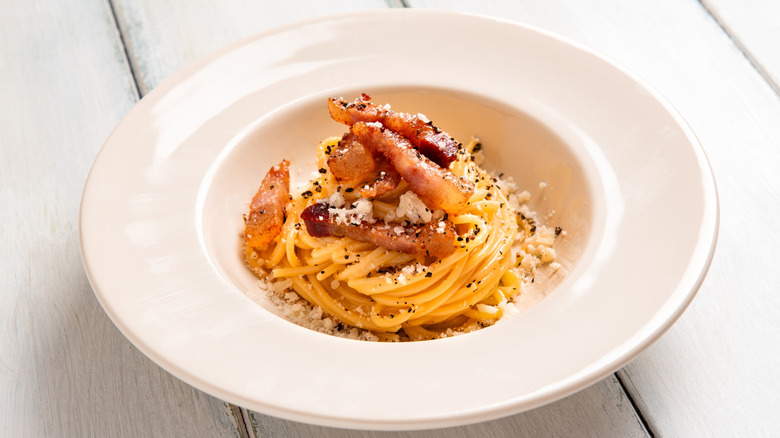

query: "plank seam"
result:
(106, 0), (144, 98)
(698, 0), (780, 95)
(614, 372), (655, 438)
(239, 408), (257, 438)
(228, 405), (251, 438)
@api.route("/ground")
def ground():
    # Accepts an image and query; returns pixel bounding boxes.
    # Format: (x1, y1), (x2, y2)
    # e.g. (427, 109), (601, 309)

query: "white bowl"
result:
(80, 10), (718, 430)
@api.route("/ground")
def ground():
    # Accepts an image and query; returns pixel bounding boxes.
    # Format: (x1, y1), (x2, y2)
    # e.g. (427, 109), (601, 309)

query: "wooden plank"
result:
(110, 1), (650, 436)
(703, 0), (780, 93)
(0, 0), (245, 436)
(110, 0), (395, 94)
(247, 375), (648, 437)
(407, 0), (780, 436)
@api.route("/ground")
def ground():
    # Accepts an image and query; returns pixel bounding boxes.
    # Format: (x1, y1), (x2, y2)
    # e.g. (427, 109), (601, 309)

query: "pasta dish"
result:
(243, 94), (559, 341)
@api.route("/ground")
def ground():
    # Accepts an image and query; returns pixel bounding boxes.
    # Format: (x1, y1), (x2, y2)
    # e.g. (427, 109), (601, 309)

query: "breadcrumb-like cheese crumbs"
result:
(255, 277), (384, 341)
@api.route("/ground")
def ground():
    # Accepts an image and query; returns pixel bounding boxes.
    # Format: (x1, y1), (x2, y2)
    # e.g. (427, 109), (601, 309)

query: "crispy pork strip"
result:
(244, 160), (290, 248)
(357, 163), (401, 198)
(327, 132), (401, 198)
(328, 95), (460, 168)
(301, 202), (456, 258)
(327, 132), (378, 184)
(351, 122), (474, 214)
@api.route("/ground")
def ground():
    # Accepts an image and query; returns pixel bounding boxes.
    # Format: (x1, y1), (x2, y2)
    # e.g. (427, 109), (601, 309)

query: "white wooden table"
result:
(3, 1), (778, 436)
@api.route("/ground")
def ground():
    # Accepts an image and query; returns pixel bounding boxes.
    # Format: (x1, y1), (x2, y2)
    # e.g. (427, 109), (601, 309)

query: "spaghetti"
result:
(243, 98), (557, 341)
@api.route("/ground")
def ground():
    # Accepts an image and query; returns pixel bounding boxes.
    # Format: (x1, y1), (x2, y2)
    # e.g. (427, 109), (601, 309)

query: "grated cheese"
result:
(326, 196), (375, 226)
(395, 191), (433, 223)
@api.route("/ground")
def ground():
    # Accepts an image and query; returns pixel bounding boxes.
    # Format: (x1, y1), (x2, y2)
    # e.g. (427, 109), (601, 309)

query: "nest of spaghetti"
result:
(243, 94), (559, 341)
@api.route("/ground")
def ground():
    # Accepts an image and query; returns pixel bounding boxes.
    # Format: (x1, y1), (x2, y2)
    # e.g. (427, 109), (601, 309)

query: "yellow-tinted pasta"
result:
(245, 137), (542, 341)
